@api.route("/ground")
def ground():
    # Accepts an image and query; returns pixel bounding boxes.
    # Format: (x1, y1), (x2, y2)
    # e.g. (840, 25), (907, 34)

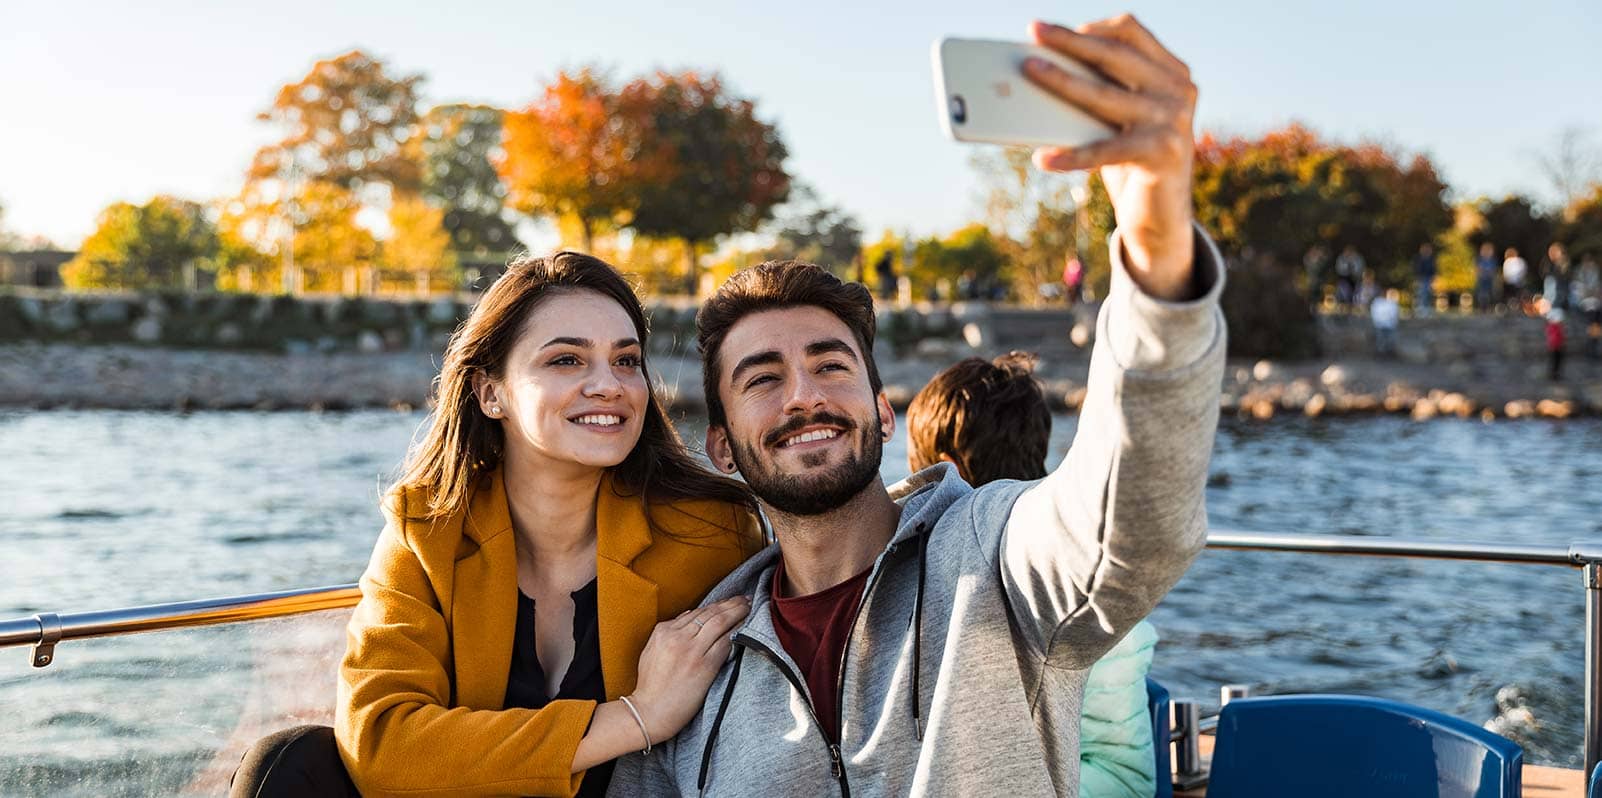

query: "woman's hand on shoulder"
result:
(629, 596), (752, 741)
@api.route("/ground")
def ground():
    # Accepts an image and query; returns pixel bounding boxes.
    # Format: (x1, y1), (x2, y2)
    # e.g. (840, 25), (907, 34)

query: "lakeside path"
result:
(3, 342), (1600, 419)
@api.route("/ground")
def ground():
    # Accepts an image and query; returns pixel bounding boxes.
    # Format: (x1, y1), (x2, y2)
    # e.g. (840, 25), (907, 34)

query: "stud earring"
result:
(489, 405), (501, 417)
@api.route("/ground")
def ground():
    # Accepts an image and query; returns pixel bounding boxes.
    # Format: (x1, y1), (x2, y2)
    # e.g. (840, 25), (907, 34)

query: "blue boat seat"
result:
(1147, 677), (1173, 798)
(1589, 760), (1602, 798)
(1208, 694), (1522, 798)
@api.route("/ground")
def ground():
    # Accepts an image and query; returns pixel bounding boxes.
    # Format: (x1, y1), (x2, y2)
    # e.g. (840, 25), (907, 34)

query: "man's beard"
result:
(731, 410), (883, 516)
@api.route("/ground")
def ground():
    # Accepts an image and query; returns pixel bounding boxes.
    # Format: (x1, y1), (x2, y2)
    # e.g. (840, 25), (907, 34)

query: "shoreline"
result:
(4, 343), (1599, 420)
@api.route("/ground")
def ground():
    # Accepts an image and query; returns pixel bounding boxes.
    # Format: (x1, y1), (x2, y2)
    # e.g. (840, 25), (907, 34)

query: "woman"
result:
(232, 252), (762, 797)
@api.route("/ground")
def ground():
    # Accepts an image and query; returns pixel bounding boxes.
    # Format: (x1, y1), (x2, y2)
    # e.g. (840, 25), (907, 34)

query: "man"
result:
(612, 15), (1223, 796)
(1413, 242), (1438, 316)
(906, 352), (1163, 798)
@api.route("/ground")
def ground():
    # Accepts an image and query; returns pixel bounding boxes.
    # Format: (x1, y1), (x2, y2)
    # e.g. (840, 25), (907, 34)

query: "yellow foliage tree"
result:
(289, 181), (378, 294)
(383, 196), (458, 294)
(62, 196), (218, 291)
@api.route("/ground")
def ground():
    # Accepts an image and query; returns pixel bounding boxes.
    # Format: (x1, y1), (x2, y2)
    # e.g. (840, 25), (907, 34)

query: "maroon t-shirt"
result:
(769, 558), (872, 743)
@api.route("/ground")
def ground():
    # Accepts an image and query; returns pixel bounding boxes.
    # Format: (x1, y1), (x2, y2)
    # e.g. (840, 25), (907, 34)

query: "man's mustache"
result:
(762, 412), (857, 448)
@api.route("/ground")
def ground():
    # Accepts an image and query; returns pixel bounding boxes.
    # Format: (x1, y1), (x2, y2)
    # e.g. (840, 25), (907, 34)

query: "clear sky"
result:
(2, 0), (1598, 249)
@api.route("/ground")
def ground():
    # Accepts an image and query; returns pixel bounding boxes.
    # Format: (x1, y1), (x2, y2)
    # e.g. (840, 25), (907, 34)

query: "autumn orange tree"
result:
(628, 72), (790, 294)
(497, 69), (666, 251)
(250, 50), (424, 195)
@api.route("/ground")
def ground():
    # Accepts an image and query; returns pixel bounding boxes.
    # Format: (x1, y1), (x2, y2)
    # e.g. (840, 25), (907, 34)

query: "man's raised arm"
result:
(995, 15), (1226, 668)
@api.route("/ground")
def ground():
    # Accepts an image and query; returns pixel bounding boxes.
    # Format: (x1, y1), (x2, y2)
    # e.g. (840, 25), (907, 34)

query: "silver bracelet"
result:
(619, 695), (653, 755)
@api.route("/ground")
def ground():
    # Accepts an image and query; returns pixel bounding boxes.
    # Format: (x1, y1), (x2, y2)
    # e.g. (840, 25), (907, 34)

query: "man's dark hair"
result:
(906, 351), (1050, 485)
(696, 260), (883, 426)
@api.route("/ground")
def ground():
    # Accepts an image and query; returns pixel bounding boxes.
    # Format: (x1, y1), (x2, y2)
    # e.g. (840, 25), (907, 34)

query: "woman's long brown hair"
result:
(391, 251), (755, 526)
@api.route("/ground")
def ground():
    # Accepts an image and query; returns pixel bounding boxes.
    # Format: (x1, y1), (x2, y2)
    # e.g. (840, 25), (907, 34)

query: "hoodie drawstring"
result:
(910, 523), (929, 741)
(697, 645), (746, 793)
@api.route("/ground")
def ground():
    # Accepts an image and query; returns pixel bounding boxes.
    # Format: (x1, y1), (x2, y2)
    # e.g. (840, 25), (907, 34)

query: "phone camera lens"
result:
(949, 95), (966, 125)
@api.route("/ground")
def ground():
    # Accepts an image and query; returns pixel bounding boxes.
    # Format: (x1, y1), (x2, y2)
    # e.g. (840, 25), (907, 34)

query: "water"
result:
(1, 409), (1599, 791)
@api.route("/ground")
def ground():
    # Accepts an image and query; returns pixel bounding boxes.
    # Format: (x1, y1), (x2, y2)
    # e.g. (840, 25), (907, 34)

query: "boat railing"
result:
(5, 529), (1601, 776)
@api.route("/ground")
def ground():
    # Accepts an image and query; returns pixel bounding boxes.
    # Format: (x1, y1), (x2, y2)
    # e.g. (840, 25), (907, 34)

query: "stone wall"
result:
(0, 287), (1571, 365)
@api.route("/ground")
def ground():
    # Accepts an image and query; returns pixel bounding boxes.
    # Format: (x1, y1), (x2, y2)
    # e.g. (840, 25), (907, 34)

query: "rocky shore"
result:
(4, 341), (1599, 420)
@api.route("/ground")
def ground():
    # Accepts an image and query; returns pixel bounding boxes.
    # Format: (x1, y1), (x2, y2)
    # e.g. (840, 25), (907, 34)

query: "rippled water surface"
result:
(2, 409), (1599, 791)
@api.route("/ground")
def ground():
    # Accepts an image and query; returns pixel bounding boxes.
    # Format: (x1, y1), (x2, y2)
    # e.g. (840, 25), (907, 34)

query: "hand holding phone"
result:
(934, 16), (1201, 301)
(932, 38), (1114, 149)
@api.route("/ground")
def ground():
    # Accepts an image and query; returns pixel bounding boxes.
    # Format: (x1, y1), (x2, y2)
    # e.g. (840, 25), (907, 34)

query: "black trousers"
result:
(230, 725), (359, 798)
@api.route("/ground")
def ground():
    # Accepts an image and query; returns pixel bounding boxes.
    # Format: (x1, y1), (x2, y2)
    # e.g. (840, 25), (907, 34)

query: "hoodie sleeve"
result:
(998, 224), (1226, 669)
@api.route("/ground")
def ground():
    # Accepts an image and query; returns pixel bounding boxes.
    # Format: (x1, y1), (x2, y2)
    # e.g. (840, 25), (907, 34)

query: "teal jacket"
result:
(1080, 621), (1159, 797)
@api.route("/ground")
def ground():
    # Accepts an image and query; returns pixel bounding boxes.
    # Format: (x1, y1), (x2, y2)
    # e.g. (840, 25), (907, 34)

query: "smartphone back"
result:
(932, 37), (1114, 149)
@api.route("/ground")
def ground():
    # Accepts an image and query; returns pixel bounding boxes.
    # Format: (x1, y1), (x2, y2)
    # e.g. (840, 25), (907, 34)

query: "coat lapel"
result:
(594, 475), (659, 699)
(451, 469), (518, 710)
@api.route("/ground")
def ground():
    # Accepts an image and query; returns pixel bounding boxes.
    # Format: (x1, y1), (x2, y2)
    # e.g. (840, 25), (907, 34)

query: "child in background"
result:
(907, 352), (1161, 798)
(1547, 308), (1567, 381)
(1371, 288), (1401, 357)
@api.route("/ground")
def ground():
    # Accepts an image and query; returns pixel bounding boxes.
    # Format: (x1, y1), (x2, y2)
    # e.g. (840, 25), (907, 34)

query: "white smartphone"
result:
(931, 37), (1115, 149)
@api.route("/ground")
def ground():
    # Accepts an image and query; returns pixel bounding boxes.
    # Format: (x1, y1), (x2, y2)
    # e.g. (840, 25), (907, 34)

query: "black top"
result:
(505, 578), (611, 798)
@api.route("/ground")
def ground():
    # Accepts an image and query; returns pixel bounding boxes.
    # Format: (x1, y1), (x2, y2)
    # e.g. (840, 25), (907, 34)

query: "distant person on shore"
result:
(1576, 253), (1602, 359)
(1474, 242), (1499, 312)
(1541, 243), (1573, 315)
(1335, 245), (1365, 310)
(1063, 253), (1085, 307)
(1547, 308), (1567, 381)
(874, 250), (897, 302)
(1502, 247), (1528, 311)
(1413, 242), (1438, 317)
(1372, 288), (1401, 357)
(1303, 243), (1331, 309)
(231, 253), (762, 798)
(1355, 268), (1379, 309)
(906, 352), (1164, 798)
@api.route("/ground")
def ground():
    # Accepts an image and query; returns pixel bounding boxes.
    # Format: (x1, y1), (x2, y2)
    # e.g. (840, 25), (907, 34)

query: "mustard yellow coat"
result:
(334, 469), (760, 798)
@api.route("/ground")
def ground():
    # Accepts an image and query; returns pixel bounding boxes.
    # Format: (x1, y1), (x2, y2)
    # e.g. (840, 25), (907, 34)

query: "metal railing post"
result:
(1585, 562), (1602, 779)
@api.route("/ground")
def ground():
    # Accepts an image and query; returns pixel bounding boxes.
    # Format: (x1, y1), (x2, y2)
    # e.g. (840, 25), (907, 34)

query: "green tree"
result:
(62, 196), (219, 290)
(413, 104), (521, 262)
(968, 146), (1082, 302)
(628, 71), (790, 294)
(250, 50), (424, 195)
(910, 224), (1010, 300)
(762, 184), (861, 275)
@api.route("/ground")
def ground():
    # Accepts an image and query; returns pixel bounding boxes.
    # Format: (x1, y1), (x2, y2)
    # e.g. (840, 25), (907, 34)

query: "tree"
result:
(250, 50), (424, 196)
(1559, 186), (1602, 260)
(968, 146), (1080, 303)
(1460, 194), (1554, 265)
(1192, 124), (1452, 287)
(383, 195), (458, 294)
(628, 71), (790, 294)
(762, 184), (861, 275)
(287, 181), (378, 293)
(1533, 126), (1602, 208)
(498, 68), (666, 251)
(413, 104), (521, 260)
(61, 196), (218, 290)
(909, 224), (1010, 300)
(0, 200), (18, 251)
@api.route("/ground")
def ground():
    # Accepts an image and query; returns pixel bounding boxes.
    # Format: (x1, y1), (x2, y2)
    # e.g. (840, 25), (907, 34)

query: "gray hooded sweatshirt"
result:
(609, 227), (1226, 797)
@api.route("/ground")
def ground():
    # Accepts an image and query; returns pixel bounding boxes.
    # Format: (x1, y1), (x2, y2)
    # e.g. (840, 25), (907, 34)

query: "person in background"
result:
(1355, 268), (1379, 310)
(1335, 245), (1366, 311)
(1303, 243), (1331, 309)
(1542, 243), (1574, 315)
(1412, 242), (1438, 317)
(1474, 242), (1499, 312)
(1575, 253), (1602, 359)
(874, 251), (897, 302)
(1064, 253), (1085, 307)
(1503, 247), (1528, 311)
(1372, 288), (1401, 357)
(1547, 307), (1567, 381)
(906, 352), (1163, 798)
(231, 253), (761, 798)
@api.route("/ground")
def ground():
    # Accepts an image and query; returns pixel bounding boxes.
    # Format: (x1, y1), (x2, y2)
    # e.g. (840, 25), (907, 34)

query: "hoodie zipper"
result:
(733, 633), (851, 797)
